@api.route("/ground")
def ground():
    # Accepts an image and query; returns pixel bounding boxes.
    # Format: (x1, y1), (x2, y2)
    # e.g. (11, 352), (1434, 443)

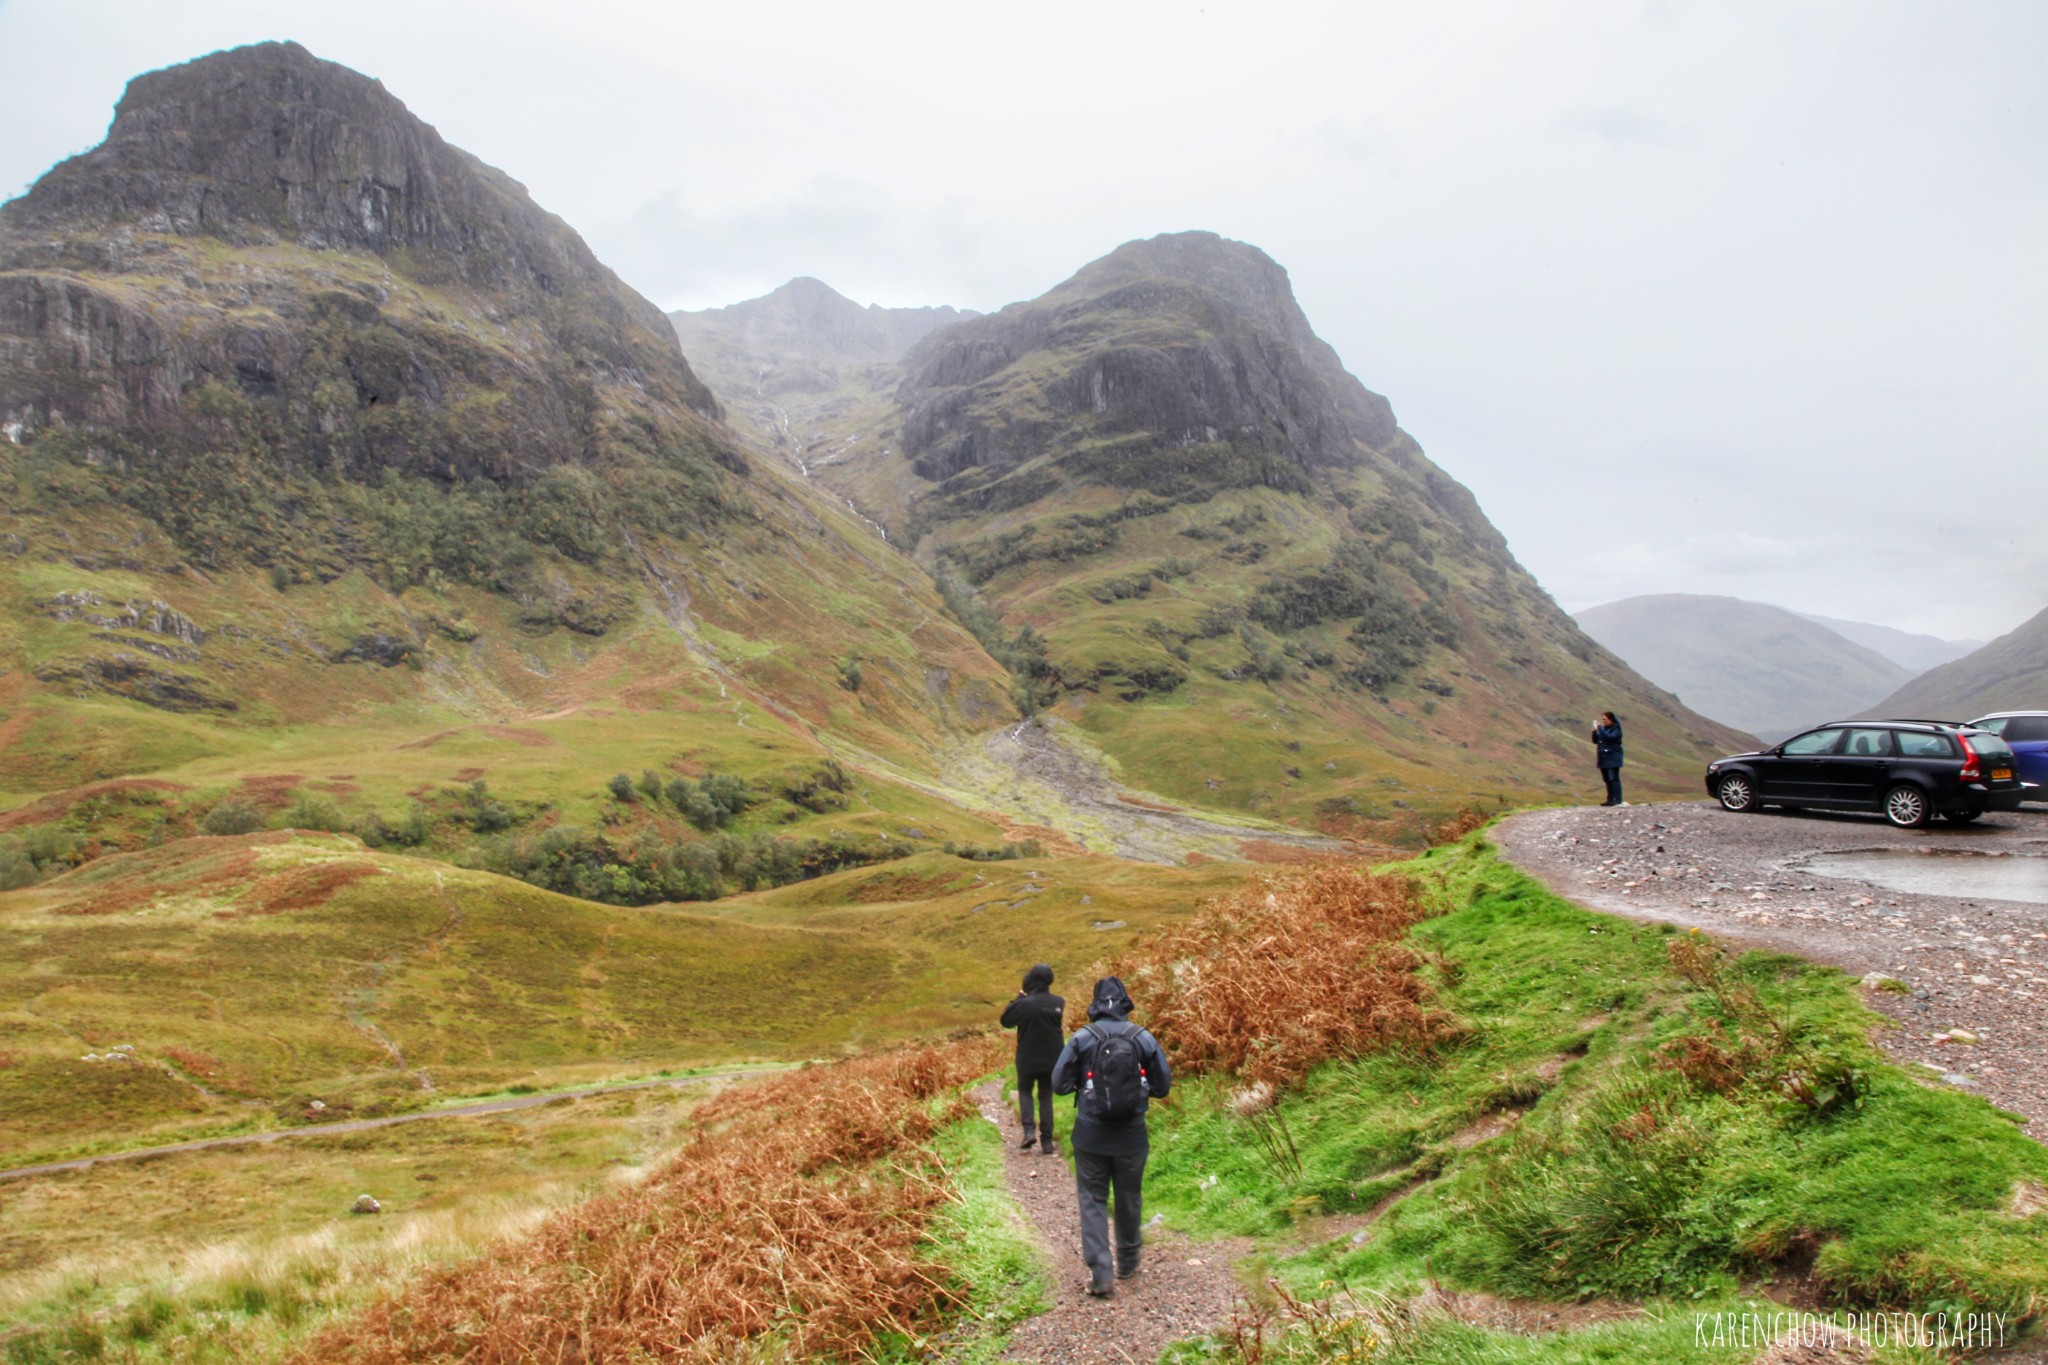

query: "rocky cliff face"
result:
(896, 232), (1398, 491)
(0, 40), (724, 493)
(669, 231), (1751, 825)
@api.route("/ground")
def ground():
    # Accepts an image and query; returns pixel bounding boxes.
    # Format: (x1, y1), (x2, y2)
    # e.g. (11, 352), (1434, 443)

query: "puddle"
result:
(1802, 849), (2048, 904)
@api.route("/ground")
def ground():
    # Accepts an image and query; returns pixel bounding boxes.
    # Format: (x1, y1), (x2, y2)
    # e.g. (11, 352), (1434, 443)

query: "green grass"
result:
(1132, 837), (2048, 1354)
(0, 1079), (728, 1364)
(871, 1106), (1052, 1363)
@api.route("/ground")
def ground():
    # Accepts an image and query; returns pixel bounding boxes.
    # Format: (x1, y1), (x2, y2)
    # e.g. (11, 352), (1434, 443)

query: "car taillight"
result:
(1958, 735), (1980, 782)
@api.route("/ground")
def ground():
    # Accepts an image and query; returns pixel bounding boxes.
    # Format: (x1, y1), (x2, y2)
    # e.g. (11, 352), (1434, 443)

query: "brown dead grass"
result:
(219, 860), (383, 918)
(0, 778), (186, 830)
(300, 1034), (1004, 1363)
(1116, 865), (1454, 1089)
(231, 773), (306, 812)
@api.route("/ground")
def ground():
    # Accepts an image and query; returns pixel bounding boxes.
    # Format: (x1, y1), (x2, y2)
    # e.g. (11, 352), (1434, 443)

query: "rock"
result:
(1860, 972), (1909, 992)
(351, 1194), (382, 1215)
(1936, 1029), (1981, 1045)
(1971, 975), (1996, 987)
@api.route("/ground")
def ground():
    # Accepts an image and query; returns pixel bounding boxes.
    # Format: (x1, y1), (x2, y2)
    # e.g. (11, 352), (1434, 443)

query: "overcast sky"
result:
(4, 0), (2043, 638)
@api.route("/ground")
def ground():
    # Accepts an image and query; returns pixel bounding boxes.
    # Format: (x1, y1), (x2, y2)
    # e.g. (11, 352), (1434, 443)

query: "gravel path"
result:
(973, 1082), (1245, 1364)
(1494, 802), (2048, 1140)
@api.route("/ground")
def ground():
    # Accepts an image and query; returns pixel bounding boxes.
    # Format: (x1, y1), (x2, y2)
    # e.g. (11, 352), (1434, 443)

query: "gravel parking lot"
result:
(1494, 801), (2048, 1140)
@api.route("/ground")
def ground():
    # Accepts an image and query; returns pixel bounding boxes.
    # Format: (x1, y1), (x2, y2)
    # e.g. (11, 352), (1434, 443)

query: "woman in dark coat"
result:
(1000, 964), (1065, 1152)
(1591, 711), (1625, 806)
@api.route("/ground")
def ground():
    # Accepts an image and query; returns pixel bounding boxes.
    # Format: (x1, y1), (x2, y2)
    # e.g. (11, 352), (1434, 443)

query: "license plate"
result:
(1993, 768), (2012, 781)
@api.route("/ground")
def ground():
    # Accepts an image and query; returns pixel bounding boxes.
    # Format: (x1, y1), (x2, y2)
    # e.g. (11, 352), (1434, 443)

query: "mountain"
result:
(679, 232), (1750, 829)
(0, 43), (1019, 869)
(1796, 612), (1981, 673)
(1574, 594), (1910, 740)
(1858, 603), (2048, 720)
(668, 278), (974, 533)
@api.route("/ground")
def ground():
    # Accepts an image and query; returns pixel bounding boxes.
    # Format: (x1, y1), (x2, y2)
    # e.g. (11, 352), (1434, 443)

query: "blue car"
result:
(1967, 711), (2048, 801)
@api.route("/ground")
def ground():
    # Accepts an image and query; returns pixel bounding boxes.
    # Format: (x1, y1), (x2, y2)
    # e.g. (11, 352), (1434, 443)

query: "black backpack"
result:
(1081, 1022), (1150, 1123)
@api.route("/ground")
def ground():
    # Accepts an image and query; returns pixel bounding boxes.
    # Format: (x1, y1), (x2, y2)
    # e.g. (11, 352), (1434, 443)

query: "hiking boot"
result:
(1039, 1139), (1058, 1156)
(1018, 1133), (1038, 1150)
(1117, 1262), (1139, 1280)
(1086, 1279), (1115, 1298)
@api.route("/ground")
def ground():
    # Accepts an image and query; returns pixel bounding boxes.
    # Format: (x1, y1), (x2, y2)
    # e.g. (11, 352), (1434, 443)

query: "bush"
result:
(201, 800), (265, 836)
(1115, 865), (1454, 1088)
(283, 793), (348, 832)
(466, 780), (513, 833)
(606, 773), (637, 803)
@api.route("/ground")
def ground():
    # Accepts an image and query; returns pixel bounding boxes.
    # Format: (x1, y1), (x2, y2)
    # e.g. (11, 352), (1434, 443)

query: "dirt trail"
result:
(973, 1081), (1245, 1364)
(0, 1069), (765, 1184)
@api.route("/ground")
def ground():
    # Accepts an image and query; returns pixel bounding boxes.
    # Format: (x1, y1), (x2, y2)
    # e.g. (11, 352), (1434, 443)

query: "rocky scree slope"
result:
(696, 232), (1750, 830)
(0, 42), (1012, 805)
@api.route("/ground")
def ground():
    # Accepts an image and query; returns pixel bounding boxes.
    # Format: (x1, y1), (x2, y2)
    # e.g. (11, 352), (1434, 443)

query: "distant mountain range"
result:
(1794, 613), (1980, 673)
(1574, 595), (1914, 740)
(1859, 604), (2048, 721)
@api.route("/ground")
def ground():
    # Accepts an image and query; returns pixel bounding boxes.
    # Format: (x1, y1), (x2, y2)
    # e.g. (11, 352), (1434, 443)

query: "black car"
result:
(1704, 720), (2026, 828)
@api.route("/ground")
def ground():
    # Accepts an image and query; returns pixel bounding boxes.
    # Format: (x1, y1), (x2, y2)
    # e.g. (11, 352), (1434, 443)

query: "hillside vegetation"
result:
(685, 235), (1752, 835)
(18, 839), (2042, 1362)
(1575, 593), (1911, 740)
(1860, 603), (2048, 720)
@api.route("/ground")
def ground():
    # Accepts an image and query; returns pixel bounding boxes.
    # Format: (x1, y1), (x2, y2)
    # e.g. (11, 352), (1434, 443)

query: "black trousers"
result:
(1073, 1146), (1146, 1288)
(1600, 767), (1623, 805)
(1017, 1068), (1054, 1144)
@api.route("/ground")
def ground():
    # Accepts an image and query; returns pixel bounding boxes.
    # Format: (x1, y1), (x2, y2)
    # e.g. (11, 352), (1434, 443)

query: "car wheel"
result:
(1883, 784), (1930, 829)
(1945, 808), (1983, 824)
(1716, 774), (1756, 812)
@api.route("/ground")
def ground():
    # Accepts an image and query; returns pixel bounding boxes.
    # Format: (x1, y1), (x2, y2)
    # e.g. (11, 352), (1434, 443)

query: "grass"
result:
(0, 834), (1254, 1167)
(1131, 836), (2048, 1357)
(870, 1108), (1052, 1363)
(0, 1079), (729, 1364)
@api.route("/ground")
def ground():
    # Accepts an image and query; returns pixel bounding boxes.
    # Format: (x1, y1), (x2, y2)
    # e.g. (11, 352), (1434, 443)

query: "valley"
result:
(1, 36), (2042, 1365)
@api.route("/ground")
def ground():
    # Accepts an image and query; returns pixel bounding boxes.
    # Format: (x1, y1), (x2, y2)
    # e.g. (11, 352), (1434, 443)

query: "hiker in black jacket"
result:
(1051, 976), (1172, 1297)
(1000, 964), (1065, 1153)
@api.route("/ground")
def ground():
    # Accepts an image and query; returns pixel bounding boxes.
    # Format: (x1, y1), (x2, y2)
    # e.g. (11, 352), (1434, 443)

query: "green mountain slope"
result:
(1857, 602), (2048, 719)
(1575, 593), (1911, 740)
(0, 42), (1020, 868)
(688, 233), (1749, 830)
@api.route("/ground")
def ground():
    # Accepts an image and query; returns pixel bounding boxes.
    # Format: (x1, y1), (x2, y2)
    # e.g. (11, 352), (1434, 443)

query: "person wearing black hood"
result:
(1000, 963), (1065, 1153)
(1051, 976), (1172, 1297)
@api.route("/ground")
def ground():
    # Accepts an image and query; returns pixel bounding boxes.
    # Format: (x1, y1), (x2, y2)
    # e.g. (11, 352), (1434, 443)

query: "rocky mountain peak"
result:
(5, 41), (627, 310)
(673, 277), (973, 369)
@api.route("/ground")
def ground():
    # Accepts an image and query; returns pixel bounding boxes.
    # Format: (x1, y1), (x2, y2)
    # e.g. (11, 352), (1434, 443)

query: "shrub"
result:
(1116, 865), (1454, 1088)
(298, 1036), (1003, 1363)
(201, 800), (265, 836)
(606, 773), (637, 803)
(283, 793), (347, 832)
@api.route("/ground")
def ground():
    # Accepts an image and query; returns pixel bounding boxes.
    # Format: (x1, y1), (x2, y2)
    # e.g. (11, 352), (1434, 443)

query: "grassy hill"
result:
(0, 42), (1041, 903)
(1575, 593), (1911, 740)
(1858, 602), (2048, 719)
(684, 234), (1751, 831)
(0, 830), (1244, 1168)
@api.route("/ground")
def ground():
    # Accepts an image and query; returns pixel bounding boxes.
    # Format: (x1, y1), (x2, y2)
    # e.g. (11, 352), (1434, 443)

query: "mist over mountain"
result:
(678, 232), (1748, 826)
(1859, 604), (2048, 721)
(1795, 612), (1980, 673)
(1574, 594), (1911, 741)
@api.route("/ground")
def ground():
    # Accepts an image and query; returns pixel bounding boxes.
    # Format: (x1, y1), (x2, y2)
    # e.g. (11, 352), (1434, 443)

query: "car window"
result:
(1781, 730), (1842, 756)
(1896, 732), (1954, 758)
(1841, 729), (1894, 757)
(2005, 716), (2048, 743)
(1971, 716), (2012, 734)
(1971, 733), (2016, 760)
